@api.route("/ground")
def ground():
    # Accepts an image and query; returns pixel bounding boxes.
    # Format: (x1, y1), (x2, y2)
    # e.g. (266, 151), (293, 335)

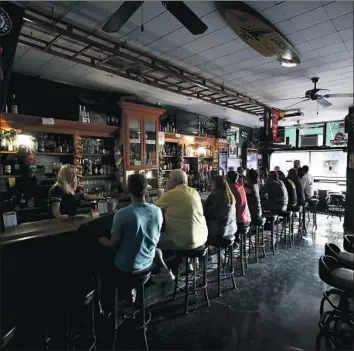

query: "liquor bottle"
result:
(19, 193), (26, 209)
(82, 106), (87, 123)
(62, 139), (69, 153)
(172, 121), (176, 134)
(11, 94), (18, 114)
(56, 137), (62, 153)
(107, 116), (111, 126)
(79, 105), (83, 122)
(38, 134), (45, 152)
(86, 109), (91, 123)
(13, 158), (20, 175)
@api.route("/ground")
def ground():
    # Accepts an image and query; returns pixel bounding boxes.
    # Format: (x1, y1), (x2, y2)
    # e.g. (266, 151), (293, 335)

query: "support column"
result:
(0, 2), (25, 113)
(344, 106), (354, 230)
(262, 108), (271, 170)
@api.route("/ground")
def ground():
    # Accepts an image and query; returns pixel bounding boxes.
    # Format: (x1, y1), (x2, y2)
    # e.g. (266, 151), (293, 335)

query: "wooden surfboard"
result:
(216, 1), (301, 65)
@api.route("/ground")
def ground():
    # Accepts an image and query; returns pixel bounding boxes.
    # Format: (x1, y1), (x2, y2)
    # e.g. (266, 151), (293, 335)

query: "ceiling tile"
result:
(261, 3), (287, 24)
(248, 1), (278, 12)
(316, 42), (347, 56)
(15, 43), (29, 60)
(296, 42), (313, 54)
(332, 13), (354, 31)
(323, 1), (354, 19)
(338, 28), (353, 41)
(325, 50), (352, 64)
(308, 32), (342, 50)
(301, 20), (336, 41)
(275, 19), (298, 35)
(300, 50), (319, 62)
(282, 1), (322, 19)
(287, 31), (307, 45)
(345, 39), (353, 50)
(290, 7), (329, 31)
(328, 58), (354, 70)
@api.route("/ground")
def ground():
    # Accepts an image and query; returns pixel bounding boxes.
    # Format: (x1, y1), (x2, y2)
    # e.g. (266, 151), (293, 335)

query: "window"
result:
(326, 121), (347, 147)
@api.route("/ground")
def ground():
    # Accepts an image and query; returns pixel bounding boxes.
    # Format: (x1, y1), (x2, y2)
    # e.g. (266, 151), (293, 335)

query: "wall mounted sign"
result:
(240, 129), (248, 139)
(0, 7), (12, 36)
(330, 132), (348, 146)
(204, 118), (217, 131)
(215, 1), (301, 66)
(271, 108), (279, 142)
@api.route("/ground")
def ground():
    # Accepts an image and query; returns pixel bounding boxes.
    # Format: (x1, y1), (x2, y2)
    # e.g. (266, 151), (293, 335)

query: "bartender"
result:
(49, 164), (101, 220)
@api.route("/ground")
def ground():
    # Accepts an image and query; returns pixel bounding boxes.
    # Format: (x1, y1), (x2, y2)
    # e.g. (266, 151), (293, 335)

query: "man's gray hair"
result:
(169, 169), (188, 185)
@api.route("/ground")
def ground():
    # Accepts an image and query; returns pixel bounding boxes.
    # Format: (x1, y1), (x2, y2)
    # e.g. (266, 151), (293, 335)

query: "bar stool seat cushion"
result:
(211, 236), (235, 248)
(337, 251), (354, 270)
(174, 244), (208, 258)
(251, 217), (266, 226)
(289, 205), (301, 212)
(308, 198), (319, 205)
(273, 210), (292, 218)
(331, 267), (354, 289)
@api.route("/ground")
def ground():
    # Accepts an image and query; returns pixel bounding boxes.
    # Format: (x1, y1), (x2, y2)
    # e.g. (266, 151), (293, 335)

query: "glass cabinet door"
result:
(144, 119), (157, 166)
(128, 118), (142, 166)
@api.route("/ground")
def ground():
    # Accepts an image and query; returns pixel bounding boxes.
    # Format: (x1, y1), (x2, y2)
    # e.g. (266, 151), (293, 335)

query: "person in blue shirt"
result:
(99, 174), (174, 281)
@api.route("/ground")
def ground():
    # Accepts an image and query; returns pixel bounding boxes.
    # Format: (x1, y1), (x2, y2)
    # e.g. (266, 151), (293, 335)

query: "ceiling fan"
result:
(103, 1), (208, 35)
(278, 77), (354, 109)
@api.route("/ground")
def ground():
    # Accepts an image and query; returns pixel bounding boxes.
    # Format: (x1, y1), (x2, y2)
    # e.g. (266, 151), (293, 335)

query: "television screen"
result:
(176, 110), (199, 135)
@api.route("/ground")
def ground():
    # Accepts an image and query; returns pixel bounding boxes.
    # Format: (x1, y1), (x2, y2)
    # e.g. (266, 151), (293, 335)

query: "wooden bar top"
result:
(0, 216), (95, 246)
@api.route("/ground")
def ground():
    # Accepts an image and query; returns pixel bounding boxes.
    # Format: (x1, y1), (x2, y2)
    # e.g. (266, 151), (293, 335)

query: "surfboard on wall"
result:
(215, 1), (301, 65)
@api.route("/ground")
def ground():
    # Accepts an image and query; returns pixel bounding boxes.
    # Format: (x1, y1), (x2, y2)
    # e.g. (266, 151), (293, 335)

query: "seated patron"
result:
(99, 174), (173, 280)
(244, 169), (262, 222)
(288, 168), (305, 206)
(204, 176), (237, 245)
(155, 169), (208, 250)
(49, 164), (100, 220)
(261, 171), (288, 212)
(277, 171), (297, 209)
(227, 171), (251, 240)
(301, 165), (314, 200)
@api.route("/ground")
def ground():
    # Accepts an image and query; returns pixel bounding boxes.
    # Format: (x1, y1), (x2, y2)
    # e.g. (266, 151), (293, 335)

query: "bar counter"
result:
(0, 216), (95, 246)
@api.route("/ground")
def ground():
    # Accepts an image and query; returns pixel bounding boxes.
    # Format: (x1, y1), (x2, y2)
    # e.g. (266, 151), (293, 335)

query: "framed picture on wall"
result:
(227, 126), (239, 158)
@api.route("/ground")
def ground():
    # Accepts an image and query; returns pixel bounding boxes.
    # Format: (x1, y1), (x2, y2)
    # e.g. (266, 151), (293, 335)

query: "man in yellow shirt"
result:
(155, 169), (208, 250)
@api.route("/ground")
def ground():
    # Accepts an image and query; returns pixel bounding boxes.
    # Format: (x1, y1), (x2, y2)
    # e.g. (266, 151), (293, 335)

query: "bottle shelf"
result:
(79, 175), (115, 179)
(163, 155), (177, 158)
(80, 153), (112, 157)
(0, 175), (21, 178)
(36, 152), (74, 156)
(0, 151), (18, 155)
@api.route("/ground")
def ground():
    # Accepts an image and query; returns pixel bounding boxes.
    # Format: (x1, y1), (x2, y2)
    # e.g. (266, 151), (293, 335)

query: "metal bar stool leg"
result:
(240, 232), (245, 276)
(203, 254), (210, 307)
(193, 258), (197, 308)
(271, 222), (275, 255)
(261, 225), (266, 258)
(275, 218), (279, 251)
(172, 263), (179, 300)
(229, 246), (237, 290)
(184, 259), (189, 315)
(217, 247), (222, 296)
(244, 232), (249, 268)
(255, 226), (259, 263)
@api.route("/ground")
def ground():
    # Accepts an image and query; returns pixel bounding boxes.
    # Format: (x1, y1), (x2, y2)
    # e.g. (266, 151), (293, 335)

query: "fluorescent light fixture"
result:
(280, 60), (297, 68)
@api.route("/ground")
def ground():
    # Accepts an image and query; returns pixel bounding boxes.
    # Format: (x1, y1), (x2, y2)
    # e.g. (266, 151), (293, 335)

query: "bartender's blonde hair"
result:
(54, 164), (77, 194)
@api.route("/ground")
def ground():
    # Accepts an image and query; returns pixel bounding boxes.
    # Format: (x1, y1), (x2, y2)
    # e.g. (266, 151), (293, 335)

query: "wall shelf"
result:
(36, 152), (74, 156)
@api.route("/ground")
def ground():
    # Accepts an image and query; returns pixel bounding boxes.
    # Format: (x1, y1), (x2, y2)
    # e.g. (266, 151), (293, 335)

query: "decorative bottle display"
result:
(160, 119), (176, 133)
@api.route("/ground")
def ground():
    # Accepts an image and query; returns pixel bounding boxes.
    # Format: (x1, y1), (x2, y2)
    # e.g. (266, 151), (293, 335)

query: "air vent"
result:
(300, 135), (323, 147)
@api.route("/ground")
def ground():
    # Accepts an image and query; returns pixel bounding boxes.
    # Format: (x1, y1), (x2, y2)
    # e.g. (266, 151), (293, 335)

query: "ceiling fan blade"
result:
(317, 97), (332, 108)
(103, 1), (143, 33)
(324, 93), (354, 98)
(284, 99), (310, 109)
(162, 1), (208, 35)
(276, 97), (305, 101)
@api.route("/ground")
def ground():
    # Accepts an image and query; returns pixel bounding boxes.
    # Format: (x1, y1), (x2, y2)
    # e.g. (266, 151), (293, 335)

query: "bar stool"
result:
(208, 236), (237, 297)
(325, 243), (354, 270)
(251, 217), (266, 262)
(263, 213), (278, 255)
(172, 245), (210, 314)
(1, 326), (16, 350)
(307, 197), (319, 230)
(289, 205), (301, 242)
(344, 235), (354, 254)
(273, 210), (293, 247)
(237, 224), (250, 276)
(113, 269), (152, 351)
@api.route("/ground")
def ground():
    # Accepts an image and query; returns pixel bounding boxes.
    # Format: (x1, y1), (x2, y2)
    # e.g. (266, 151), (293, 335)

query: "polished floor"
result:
(108, 214), (350, 351)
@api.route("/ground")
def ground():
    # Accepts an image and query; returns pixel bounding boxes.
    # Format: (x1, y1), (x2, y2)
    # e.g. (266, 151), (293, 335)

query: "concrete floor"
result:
(117, 214), (349, 351)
